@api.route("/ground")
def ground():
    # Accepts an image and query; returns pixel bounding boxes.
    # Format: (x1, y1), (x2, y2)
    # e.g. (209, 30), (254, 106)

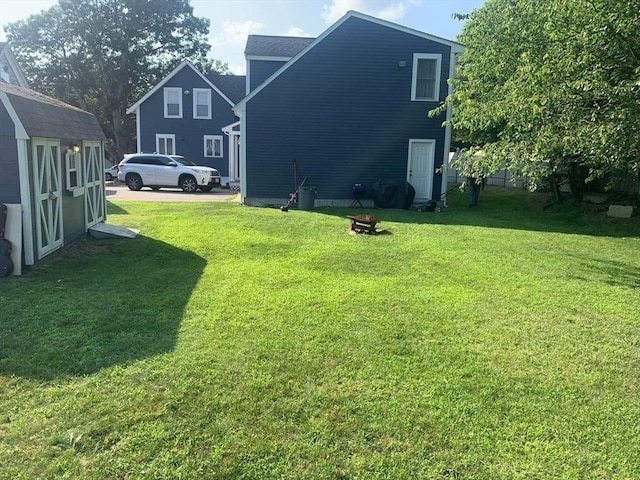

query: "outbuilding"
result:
(0, 82), (107, 274)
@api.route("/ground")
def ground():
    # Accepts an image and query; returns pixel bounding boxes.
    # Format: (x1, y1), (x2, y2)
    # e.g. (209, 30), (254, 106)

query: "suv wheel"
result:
(180, 175), (198, 193)
(126, 173), (143, 191)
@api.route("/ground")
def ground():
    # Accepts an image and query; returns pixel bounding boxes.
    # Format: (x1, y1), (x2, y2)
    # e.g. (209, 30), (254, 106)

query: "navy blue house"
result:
(126, 60), (245, 185)
(234, 11), (463, 206)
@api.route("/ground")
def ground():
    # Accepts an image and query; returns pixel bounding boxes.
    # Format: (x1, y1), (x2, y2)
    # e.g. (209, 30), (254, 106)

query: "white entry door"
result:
(84, 141), (105, 228)
(32, 138), (63, 259)
(407, 139), (436, 201)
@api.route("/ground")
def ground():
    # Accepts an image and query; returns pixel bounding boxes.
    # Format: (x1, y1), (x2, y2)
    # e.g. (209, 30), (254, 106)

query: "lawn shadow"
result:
(566, 254), (640, 289)
(0, 236), (206, 381)
(311, 187), (640, 238)
(106, 201), (129, 216)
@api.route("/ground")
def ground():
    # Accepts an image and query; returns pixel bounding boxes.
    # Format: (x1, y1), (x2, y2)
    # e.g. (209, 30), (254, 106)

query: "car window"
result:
(171, 156), (196, 166)
(156, 156), (176, 166)
(126, 157), (145, 165)
(127, 156), (160, 165)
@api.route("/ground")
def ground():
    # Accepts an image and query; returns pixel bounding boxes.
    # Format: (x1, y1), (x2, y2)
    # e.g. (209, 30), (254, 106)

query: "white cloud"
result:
(376, 0), (419, 21)
(282, 26), (313, 37)
(322, 0), (421, 24)
(212, 20), (264, 47)
(227, 63), (247, 76)
(322, 0), (364, 23)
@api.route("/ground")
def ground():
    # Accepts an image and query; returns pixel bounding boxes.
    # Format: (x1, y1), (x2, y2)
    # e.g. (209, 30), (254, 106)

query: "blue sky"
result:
(1, 0), (485, 74)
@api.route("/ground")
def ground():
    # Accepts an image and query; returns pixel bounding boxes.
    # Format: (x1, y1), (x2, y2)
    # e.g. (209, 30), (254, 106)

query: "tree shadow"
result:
(566, 255), (640, 289)
(310, 187), (640, 238)
(0, 235), (206, 381)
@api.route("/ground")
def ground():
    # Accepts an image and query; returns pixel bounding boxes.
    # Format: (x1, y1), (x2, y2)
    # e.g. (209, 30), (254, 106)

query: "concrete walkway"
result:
(105, 181), (238, 202)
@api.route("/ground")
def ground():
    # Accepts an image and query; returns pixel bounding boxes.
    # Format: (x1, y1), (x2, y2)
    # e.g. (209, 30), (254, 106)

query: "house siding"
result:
(248, 59), (287, 93)
(244, 16), (451, 202)
(0, 103), (20, 204)
(138, 67), (238, 176)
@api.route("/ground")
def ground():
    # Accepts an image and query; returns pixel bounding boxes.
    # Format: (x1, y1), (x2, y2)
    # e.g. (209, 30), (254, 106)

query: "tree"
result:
(5, 0), (228, 160)
(437, 0), (640, 197)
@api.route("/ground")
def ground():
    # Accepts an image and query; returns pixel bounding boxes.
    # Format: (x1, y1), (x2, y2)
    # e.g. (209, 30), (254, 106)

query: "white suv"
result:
(117, 154), (221, 193)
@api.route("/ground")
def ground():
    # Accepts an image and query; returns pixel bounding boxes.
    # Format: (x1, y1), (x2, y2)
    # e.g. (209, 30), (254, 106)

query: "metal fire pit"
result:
(348, 214), (379, 234)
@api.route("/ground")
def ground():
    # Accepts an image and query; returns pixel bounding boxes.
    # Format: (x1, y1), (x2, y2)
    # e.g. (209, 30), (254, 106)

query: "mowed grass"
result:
(0, 188), (638, 479)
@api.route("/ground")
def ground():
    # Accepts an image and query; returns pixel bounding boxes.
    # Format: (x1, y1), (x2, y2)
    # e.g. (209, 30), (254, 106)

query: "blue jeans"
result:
(469, 183), (481, 206)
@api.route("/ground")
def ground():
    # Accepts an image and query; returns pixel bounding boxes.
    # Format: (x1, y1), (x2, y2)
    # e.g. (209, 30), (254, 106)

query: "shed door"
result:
(32, 138), (63, 259)
(84, 141), (105, 228)
(407, 139), (435, 201)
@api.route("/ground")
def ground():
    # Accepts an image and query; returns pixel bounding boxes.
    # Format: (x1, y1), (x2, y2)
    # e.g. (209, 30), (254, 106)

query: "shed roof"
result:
(0, 83), (106, 140)
(245, 35), (315, 58)
(207, 74), (246, 104)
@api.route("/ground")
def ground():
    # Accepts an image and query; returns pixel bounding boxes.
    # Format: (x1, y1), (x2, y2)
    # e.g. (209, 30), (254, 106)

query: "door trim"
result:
(84, 141), (105, 229)
(32, 138), (64, 259)
(407, 139), (436, 201)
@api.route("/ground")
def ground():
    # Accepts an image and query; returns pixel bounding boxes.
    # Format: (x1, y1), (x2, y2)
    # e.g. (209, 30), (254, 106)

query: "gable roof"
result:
(126, 60), (241, 114)
(245, 35), (315, 58)
(234, 10), (464, 114)
(207, 74), (246, 104)
(0, 82), (106, 140)
(0, 42), (30, 88)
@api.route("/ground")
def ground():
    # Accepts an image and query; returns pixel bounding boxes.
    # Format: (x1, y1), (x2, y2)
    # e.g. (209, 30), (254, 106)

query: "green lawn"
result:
(1, 188), (638, 479)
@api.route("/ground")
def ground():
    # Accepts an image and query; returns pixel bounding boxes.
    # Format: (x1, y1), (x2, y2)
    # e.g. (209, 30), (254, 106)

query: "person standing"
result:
(467, 175), (485, 207)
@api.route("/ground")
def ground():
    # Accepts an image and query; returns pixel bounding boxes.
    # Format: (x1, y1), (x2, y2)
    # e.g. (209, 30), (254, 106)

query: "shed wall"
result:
(0, 104), (20, 204)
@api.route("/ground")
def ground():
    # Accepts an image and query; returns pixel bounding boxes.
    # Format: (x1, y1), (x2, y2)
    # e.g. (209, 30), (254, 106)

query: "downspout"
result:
(239, 113), (247, 202)
(223, 129), (233, 186)
(135, 106), (141, 153)
(440, 50), (459, 208)
(233, 104), (247, 203)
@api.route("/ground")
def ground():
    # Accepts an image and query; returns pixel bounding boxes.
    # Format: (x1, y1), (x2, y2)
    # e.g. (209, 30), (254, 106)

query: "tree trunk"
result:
(112, 109), (126, 162)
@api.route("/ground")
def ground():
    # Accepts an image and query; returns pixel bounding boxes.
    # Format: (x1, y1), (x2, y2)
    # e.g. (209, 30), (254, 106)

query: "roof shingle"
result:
(0, 83), (106, 141)
(207, 74), (246, 104)
(244, 35), (315, 58)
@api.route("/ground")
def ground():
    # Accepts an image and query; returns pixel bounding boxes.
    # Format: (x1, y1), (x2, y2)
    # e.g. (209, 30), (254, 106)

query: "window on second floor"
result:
(193, 88), (212, 119)
(411, 54), (442, 102)
(204, 135), (223, 158)
(164, 87), (182, 118)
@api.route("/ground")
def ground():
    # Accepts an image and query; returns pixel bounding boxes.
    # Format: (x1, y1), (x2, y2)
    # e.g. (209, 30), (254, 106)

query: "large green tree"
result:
(5, 0), (227, 160)
(440, 0), (640, 196)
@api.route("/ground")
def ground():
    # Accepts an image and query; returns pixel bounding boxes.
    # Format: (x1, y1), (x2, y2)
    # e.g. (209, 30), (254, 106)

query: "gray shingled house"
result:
(0, 82), (107, 273)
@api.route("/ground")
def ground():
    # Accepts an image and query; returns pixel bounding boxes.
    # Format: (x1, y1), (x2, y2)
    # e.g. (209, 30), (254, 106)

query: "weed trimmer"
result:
(281, 177), (309, 212)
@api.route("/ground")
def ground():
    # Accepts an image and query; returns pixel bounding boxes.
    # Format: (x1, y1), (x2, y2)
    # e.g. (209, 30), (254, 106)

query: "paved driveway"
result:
(105, 181), (237, 202)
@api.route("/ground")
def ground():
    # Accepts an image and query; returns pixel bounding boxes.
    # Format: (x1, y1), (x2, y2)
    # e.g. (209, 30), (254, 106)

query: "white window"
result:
(164, 87), (182, 118)
(66, 150), (83, 190)
(411, 53), (442, 101)
(0, 63), (10, 83)
(204, 135), (223, 158)
(156, 134), (176, 155)
(193, 88), (211, 119)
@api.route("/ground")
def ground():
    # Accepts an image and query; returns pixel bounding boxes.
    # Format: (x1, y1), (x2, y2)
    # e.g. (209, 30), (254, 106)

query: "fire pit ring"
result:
(348, 214), (379, 234)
